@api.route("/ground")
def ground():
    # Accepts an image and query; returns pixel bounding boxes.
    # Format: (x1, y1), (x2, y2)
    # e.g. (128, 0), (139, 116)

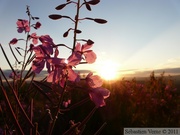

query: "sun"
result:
(96, 60), (119, 80)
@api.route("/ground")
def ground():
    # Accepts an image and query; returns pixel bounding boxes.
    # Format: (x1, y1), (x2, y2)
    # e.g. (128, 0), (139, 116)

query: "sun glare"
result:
(96, 60), (119, 80)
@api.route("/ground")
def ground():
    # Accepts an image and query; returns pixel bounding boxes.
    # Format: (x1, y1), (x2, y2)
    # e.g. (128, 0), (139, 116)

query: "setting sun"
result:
(96, 60), (120, 80)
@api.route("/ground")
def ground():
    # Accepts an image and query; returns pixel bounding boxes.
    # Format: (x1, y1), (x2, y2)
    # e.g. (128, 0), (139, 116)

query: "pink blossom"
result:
(32, 58), (45, 74)
(29, 33), (39, 44)
(31, 35), (54, 74)
(39, 35), (54, 55)
(9, 38), (18, 45)
(74, 43), (97, 63)
(89, 87), (110, 107)
(47, 54), (80, 87)
(86, 72), (110, 107)
(32, 45), (46, 58)
(86, 72), (103, 88)
(31, 44), (52, 73)
(16, 19), (30, 33)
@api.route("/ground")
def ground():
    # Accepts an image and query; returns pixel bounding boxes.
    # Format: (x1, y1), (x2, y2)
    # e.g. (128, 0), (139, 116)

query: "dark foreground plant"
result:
(98, 72), (180, 134)
(0, 0), (110, 134)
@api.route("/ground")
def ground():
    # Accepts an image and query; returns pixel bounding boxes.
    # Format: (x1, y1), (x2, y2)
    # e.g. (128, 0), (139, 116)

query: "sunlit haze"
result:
(1, 0), (180, 79)
(95, 59), (120, 80)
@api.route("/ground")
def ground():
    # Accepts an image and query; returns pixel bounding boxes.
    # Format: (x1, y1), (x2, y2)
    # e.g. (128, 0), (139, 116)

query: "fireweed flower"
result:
(32, 58), (46, 74)
(31, 35), (55, 73)
(31, 45), (51, 73)
(16, 19), (30, 33)
(29, 33), (39, 44)
(74, 42), (97, 63)
(47, 53), (80, 87)
(9, 38), (18, 45)
(39, 35), (55, 55)
(86, 72), (110, 107)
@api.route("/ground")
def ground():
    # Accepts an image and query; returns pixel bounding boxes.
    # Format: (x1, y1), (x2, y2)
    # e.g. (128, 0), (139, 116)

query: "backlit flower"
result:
(31, 35), (54, 74)
(16, 19), (30, 33)
(39, 35), (54, 55)
(32, 58), (45, 74)
(74, 42), (97, 63)
(86, 72), (110, 107)
(29, 33), (39, 44)
(47, 53), (80, 87)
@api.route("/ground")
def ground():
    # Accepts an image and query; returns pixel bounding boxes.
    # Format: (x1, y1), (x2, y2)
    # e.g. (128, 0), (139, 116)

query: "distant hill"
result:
(119, 67), (180, 78)
(1, 67), (180, 81)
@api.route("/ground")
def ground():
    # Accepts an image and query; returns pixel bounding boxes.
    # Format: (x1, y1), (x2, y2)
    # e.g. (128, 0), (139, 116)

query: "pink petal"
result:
(82, 43), (93, 51)
(47, 68), (61, 83)
(93, 87), (110, 99)
(47, 58), (65, 65)
(32, 38), (38, 45)
(16, 20), (22, 27)
(25, 26), (30, 32)
(32, 59), (45, 74)
(67, 53), (81, 66)
(39, 35), (54, 45)
(32, 46), (45, 58)
(89, 92), (106, 107)
(84, 50), (97, 64)
(86, 73), (103, 88)
(74, 43), (81, 52)
(89, 87), (110, 107)
(67, 68), (79, 82)
(42, 42), (53, 55)
(17, 28), (23, 33)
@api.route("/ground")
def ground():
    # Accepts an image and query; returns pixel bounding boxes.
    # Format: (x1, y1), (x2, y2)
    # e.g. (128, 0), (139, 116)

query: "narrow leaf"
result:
(49, 14), (62, 20)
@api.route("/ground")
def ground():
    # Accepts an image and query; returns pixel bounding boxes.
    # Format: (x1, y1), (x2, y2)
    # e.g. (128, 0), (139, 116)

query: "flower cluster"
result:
(1, 2), (110, 134)
(8, 6), (110, 108)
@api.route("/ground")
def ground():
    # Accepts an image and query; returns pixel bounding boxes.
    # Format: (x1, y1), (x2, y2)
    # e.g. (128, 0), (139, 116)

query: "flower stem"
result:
(72, 0), (80, 52)
(48, 74), (68, 135)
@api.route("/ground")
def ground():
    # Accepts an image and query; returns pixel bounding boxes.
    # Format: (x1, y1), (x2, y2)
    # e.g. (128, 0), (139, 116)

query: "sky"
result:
(1, 0), (180, 77)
